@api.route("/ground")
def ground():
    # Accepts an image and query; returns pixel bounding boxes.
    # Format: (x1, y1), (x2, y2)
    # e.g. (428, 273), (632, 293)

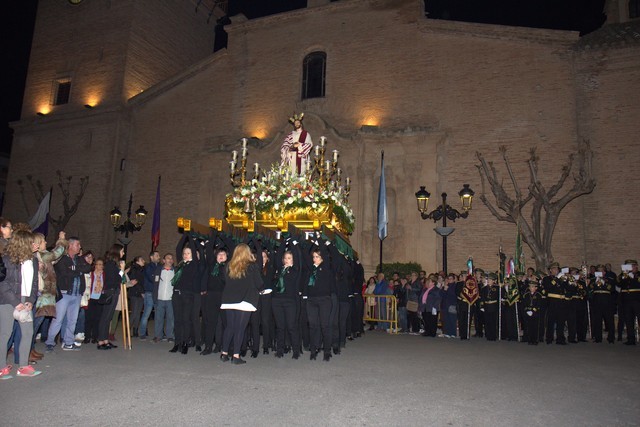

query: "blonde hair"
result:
(33, 232), (45, 249)
(4, 229), (35, 264)
(228, 243), (255, 279)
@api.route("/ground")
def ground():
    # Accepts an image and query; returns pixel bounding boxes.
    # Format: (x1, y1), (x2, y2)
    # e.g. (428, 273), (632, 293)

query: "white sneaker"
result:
(35, 333), (41, 342)
(75, 333), (85, 341)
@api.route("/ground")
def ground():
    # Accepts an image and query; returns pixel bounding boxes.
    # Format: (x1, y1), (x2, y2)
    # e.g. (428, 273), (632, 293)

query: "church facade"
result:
(7, 0), (640, 274)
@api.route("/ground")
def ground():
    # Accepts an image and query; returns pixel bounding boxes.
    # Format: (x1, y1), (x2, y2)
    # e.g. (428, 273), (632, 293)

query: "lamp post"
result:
(110, 193), (147, 259)
(415, 184), (474, 274)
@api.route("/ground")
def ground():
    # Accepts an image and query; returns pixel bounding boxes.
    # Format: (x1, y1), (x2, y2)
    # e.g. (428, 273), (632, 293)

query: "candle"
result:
(325, 160), (331, 171)
(306, 158), (311, 170)
(315, 145), (320, 156)
(320, 136), (326, 147)
(241, 138), (248, 149)
(332, 150), (338, 162)
(346, 177), (351, 186)
(232, 150), (238, 161)
(336, 168), (341, 177)
(230, 161), (236, 172)
(254, 163), (259, 174)
(242, 147), (247, 158)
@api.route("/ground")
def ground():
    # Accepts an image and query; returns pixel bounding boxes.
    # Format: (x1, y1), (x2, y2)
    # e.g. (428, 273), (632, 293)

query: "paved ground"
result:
(1, 330), (638, 426)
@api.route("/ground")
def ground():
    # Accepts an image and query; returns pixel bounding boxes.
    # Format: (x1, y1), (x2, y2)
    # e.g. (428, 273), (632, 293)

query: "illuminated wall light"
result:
(84, 104), (94, 109)
(36, 112), (47, 117)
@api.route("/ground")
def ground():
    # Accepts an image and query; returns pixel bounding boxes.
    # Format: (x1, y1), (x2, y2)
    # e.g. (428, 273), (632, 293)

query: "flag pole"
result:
(377, 151), (387, 272)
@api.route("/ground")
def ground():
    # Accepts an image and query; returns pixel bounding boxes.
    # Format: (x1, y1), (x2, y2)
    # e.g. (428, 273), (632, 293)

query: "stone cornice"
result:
(127, 49), (229, 108)
(418, 18), (579, 46)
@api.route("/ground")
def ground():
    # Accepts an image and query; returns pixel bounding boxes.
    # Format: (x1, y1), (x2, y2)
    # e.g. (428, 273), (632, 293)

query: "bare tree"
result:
(476, 140), (595, 271)
(17, 171), (89, 238)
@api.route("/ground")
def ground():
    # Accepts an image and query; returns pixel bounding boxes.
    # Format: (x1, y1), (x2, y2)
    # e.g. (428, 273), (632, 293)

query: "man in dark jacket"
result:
(45, 237), (91, 352)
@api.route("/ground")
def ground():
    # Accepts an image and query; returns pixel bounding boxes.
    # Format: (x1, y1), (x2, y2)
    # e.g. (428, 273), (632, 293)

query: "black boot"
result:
(201, 347), (212, 355)
(169, 344), (180, 353)
(181, 343), (189, 354)
(132, 328), (138, 338)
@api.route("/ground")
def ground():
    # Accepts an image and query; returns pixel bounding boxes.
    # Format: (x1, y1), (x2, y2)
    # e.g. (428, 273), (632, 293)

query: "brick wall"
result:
(7, 0), (639, 274)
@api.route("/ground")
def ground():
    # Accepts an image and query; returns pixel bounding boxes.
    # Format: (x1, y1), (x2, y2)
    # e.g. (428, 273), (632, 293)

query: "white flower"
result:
(274, 203), (280, 210)
(311, 202), (317, 208)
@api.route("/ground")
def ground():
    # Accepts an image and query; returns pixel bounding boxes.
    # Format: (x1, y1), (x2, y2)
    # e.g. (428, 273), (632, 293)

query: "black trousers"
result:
(501, 304), (518, 341)
(591, 296), (614, 342)
(457, 303), (477, 339)
(422, 311), (438, 337)
(306, 296), (332, 355)
(566, 300), (577, 342)
(272, 297), (300, 355)
(173, 291), (196, 345)
(546, 299), (567, 344)
(129, 295), (144, 329)
(97, 291), (119, 341)
(353, 294), (364, 334)
(330, 294), (339, 348)
(623, 298), (640, 344)
(474, 308), (485, 337)
(202, 291), (222, 349)
(538, 301), (548, 341)
(222, 309), (251, 355)
(260, 294), (273, 350)
(85, 299), (103, 341)
(484, 310), (498, 341)
(299, 297), (310, 349)
(575, 300), (588, 341)
(407, 309), (420, 333)
(523, 313), (540, 344)
(337, 301), (351, 347)
(188, 292), (202, 346)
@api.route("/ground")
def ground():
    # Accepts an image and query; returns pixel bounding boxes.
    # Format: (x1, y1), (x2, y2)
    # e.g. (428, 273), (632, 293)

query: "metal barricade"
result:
(363, 294), (398, 334)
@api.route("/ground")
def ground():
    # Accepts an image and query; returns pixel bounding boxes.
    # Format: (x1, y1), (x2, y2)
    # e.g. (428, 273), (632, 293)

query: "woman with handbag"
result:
(0, 229), (41, 378)
(96, 244), (124, 350)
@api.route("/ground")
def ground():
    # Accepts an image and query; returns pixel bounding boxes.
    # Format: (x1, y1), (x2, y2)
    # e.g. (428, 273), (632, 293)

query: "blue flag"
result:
(377, 152), (388, 241)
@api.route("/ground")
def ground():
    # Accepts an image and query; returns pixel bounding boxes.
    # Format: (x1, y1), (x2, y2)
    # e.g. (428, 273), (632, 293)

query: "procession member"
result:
(201, 232), (234, 355)
(473, 268), (486, 337)
(170, 234), (202, 355)
(457, 275), (479, 340)
(281, 112), (313, 175)
(589, 265), (615, 343)
(501, 277), (519, 341)
(331, 244), (352, 352)
(521, 281), (543, 345)
(272, 240), (302, 359)
(571, 267), (589, 343)
(564, 266), (579, 343)
(220, 244), (262, 365)
(618, 259), (639, 345)
(542, 262), (568, 345)
(301, 236), (336, 361)
(479, 272), (499, 341)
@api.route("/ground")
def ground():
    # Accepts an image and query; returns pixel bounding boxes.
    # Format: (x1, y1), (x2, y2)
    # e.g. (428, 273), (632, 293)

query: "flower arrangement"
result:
(226, 164), (355, 234)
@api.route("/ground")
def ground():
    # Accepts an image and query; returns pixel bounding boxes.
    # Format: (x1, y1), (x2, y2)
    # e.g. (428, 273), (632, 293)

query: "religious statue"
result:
(281, 112), (313, 175)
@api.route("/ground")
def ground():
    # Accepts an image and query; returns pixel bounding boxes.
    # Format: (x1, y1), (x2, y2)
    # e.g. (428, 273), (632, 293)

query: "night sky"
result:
(2, 0), (607, 155)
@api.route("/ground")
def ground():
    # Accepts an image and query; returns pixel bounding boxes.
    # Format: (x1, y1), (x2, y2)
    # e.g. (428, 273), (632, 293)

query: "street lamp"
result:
(110, 193), (147, 259)
(415, 184), (475, 274)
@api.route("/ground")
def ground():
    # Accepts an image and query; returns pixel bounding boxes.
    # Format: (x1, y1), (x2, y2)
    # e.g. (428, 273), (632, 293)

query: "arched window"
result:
(301, 52), (326, 100)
